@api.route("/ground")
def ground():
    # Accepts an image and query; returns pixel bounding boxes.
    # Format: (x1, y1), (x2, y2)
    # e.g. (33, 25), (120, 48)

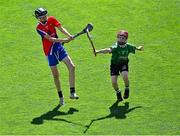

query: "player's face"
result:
(38, 15), (47, 23)
(117, 35), (127, 43)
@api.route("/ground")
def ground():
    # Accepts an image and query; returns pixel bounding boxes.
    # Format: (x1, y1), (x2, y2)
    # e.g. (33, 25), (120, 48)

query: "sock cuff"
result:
(58, 91), (63, 98)
(70, 87), (75, 93)
(115, 89), (121, 93)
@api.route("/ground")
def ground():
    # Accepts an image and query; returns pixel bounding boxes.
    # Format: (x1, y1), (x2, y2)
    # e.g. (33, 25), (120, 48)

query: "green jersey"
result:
(111, 42), (136, 64)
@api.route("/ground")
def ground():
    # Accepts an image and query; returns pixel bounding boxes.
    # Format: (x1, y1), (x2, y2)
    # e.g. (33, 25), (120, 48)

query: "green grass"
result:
(0, 0), (179, 135)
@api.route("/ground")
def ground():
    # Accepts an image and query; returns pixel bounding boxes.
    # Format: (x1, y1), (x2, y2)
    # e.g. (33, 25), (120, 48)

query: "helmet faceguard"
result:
(35, 8), (47, 19)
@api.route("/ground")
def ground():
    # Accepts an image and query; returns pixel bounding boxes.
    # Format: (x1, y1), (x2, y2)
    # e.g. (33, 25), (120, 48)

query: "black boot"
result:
(116, 91), (123, 102)
(123, 88), (129, 99)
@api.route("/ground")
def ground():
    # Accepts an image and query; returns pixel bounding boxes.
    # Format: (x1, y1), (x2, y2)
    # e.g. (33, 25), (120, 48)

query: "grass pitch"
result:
(0, 0), (179, 135)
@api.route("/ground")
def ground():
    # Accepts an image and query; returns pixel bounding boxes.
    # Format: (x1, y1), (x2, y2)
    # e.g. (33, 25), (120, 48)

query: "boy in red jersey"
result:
(95, 30), (144, 101)
(35, 7), (79, 106)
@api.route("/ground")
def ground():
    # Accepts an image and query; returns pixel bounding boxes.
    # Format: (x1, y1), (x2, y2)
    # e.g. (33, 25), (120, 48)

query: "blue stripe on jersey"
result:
(37, 29), (47, 38)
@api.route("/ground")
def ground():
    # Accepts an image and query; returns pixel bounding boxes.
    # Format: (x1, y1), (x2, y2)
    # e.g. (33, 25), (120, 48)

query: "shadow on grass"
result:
(31, 104), (83, 126)
(84, 101), (142, 133)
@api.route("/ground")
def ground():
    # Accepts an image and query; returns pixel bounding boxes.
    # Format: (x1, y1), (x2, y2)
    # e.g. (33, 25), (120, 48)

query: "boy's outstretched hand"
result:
(137, 46), (144, 51)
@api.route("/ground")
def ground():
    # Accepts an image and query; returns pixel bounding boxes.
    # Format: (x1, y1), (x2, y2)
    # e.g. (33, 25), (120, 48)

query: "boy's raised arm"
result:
(96, 48), (112, 54)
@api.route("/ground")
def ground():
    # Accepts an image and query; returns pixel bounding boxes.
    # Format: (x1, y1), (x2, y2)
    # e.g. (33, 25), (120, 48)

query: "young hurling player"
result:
(95, 30), (144, 101)
(35, 7), (79, 106)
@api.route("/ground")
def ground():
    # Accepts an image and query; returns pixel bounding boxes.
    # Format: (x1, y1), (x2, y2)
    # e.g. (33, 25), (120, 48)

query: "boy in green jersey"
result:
(95, 30), (144, 101)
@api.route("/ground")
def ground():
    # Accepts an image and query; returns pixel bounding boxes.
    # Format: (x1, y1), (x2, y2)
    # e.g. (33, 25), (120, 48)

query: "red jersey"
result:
(36, 16), (61, 56)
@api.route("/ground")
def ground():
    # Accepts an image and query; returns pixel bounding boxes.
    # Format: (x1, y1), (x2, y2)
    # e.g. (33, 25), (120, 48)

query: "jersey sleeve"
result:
(49, 16), (61, 27)
(110, 43), (118, 53)
(36, 28), (47, 38)
(126, 43), (136, 54)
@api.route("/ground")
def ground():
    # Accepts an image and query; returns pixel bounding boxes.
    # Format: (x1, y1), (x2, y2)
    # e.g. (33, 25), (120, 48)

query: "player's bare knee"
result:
(123, 74), (128, 81)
